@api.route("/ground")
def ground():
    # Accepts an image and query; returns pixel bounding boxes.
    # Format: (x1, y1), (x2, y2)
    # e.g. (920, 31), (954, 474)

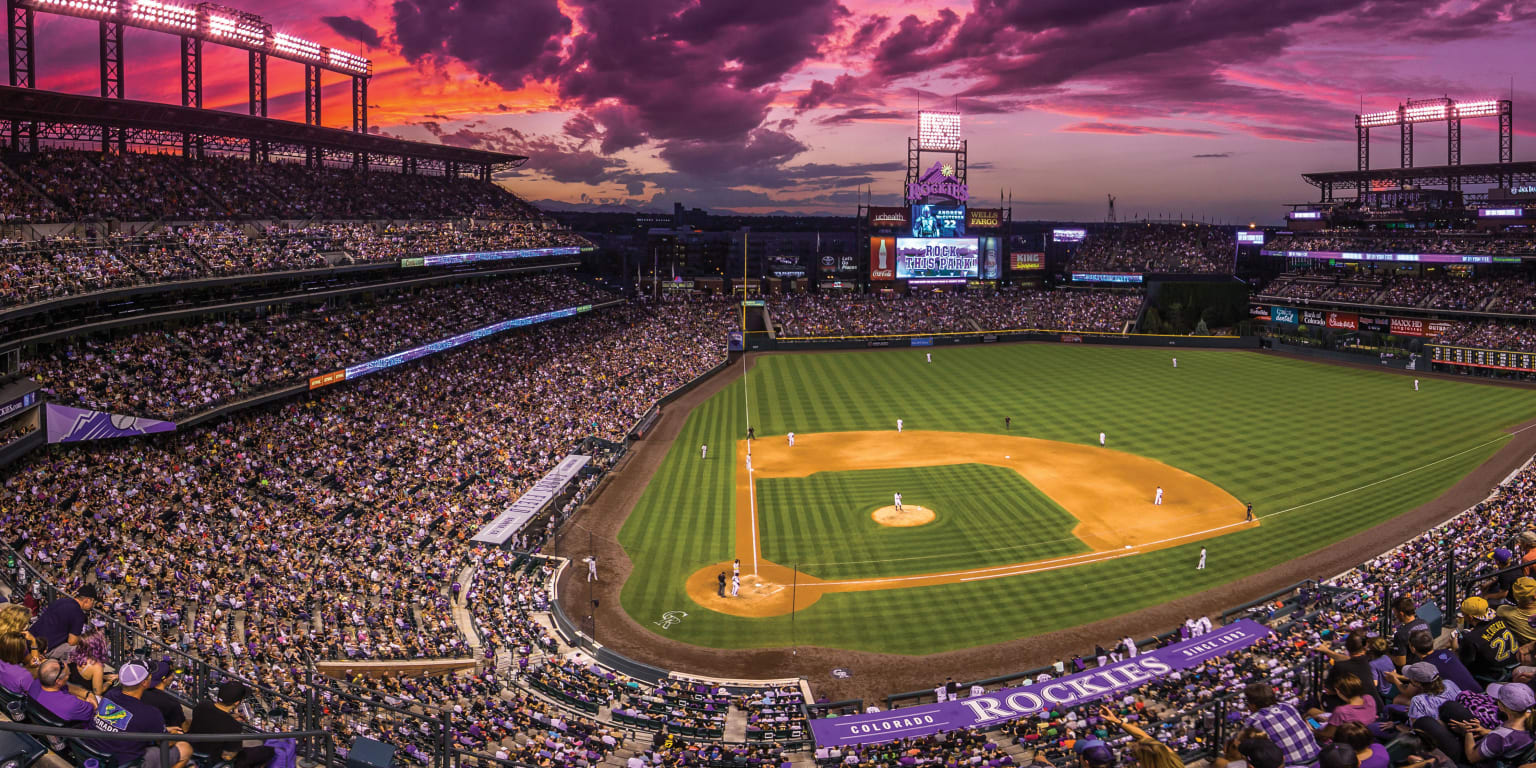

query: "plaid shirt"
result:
(1246, 704), (1319, 766)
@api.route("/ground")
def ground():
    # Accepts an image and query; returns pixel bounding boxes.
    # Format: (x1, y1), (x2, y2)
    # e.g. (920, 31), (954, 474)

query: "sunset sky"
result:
(8, 0), (1535, 221)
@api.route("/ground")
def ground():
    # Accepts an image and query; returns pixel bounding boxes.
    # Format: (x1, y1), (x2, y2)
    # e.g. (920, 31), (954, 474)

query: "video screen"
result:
(911, 205), (966, 238)
(895, 238), (980, 278)
(1052, 228), (1086, 243)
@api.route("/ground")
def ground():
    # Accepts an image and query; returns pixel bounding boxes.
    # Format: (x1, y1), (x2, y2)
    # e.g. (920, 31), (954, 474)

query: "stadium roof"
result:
(0, 86), (527, 170)
(1302, 161), (1536, 190)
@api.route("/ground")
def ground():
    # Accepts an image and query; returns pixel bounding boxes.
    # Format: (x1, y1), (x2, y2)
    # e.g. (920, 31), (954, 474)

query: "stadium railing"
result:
(0, 720), (334, 768)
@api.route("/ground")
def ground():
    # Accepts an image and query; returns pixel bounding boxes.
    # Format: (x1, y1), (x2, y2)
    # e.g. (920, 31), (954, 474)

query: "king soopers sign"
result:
(809, 620), (1272, 747)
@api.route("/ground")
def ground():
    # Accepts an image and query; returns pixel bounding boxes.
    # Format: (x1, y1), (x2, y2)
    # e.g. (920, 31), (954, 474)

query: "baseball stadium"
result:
(5, 4), (1536, 768)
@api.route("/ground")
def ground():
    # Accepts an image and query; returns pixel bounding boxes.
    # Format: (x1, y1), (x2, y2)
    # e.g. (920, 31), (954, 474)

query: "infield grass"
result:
(617, 345), (1536, 655)
(758, 464), (1087, 580)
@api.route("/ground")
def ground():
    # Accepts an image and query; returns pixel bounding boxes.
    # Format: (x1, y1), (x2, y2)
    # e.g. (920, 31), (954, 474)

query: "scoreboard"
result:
(1428, 344), (1536, 372)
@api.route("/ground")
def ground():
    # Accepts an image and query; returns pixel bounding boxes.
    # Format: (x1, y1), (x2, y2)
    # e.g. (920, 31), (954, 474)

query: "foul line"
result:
(750, 461), (759, 576)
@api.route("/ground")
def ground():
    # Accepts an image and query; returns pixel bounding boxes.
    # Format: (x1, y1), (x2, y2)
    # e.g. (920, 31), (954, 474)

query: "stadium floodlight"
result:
(1356, 110), (1400, 128)
(918, 111), (963, 152)
(325, 47), (371, 76)
(129, 0), (197, 31)
(274, 32), (323, 61)
(1453, 100), (1501, 119)
(28, 0), (117, 18)
(204, 10), (267, 47)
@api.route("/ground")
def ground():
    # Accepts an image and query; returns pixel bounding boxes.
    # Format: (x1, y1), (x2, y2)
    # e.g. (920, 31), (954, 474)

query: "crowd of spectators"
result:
(1269, 230), (1536, 257)
(771, 290), (1142, 337)
(1071, 224), (1235, 273)
(1, 150), (550, 222)
(0, 219), (589, 310)
(1, 295), (736, 762)
(23, 271), (613, 418)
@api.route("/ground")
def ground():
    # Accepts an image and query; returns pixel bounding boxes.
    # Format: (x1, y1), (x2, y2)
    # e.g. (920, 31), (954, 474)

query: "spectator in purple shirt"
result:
(0, 631), (41, 698)
(30, 658), (95, 723)
(28, 584), (96, 658)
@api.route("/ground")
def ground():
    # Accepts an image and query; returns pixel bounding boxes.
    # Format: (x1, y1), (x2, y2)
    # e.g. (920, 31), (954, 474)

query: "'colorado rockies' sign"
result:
(809, 620), (1271, 747)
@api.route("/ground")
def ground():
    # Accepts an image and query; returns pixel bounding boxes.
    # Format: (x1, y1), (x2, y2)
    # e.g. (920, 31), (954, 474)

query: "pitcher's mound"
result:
(872, 505), (935, 527)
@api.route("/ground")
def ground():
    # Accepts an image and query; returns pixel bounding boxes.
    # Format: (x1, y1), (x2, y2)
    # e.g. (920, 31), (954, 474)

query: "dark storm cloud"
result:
(320, 15), (385, 49)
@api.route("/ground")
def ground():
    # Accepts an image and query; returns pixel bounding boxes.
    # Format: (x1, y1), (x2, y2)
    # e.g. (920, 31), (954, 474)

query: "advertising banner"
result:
(869, 207), (910, 230)
(416, 246), (582, 268)
(1427, 320), (1454, 337)
(0, 391), (36, 422)
(1052, 228), (1087, 243)
(981, 237), (1001, 280)
(1011, 252), (1044, 270)
(870, 237), (897, 281)
(966, 208), (1003, 230)
(1358, 315), (1390, 332)
(471, 455), (591, 544)
(45, 404), (176, 444)
(1271, 306), (1298, 324)
(1390, 317), (1426, 336)
(1301, 309), (1326, 326)
(810, 620), (1272, 748)
(906, 160), (969, 203)
(1236, 231), (1266, 245)
(895, 238), (980, 279)
(911, 204), (966, 238)
(910, 337), (933, 347)
(1248, 304), (1271, 322)
(728, 331), (745, 352)
(1325, 311), (1358, 330)
(1071, 272), (1142, 284)
(309, 370), (345, 390)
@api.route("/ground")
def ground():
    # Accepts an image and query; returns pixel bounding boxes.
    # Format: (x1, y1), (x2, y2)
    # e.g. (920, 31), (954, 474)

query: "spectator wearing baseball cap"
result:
(83, 661), (193, 768)
(1497, 577), (1536, 644)
(189, 680), (275, 768)
(1415, 681), (1535, 766)
(1070, 738), (1117, 768)
(1455, 597), (1522, 686)
(1482, 548), (1521, 602)
(1397, 662), (1463, 722)
(141, 659), (189, 731)
(28, 583), (97, 659)
(1242, 683), (1319, 767)
(1236, 737), (1285, 768)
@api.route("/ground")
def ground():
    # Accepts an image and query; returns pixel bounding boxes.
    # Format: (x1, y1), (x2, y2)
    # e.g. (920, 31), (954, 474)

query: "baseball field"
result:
(615, 345), (1536, 656)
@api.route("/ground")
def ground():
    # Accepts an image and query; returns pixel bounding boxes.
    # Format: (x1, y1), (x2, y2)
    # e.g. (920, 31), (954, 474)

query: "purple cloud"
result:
(320, 15), (385, 49)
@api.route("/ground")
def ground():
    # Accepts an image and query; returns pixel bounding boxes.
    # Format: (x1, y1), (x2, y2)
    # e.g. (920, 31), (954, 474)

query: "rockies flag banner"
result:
(809, 620), (1272, 747)
(45, 403), (176, 444)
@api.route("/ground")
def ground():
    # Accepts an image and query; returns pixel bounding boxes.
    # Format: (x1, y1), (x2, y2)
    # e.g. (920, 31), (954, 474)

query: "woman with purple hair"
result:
(67, 625), (114, 695)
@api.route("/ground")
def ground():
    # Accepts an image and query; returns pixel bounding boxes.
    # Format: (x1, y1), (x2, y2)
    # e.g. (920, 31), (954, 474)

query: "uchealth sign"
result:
(810, 620), (1272, 747)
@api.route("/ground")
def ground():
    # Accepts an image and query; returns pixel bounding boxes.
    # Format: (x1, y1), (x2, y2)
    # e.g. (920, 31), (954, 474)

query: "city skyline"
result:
(8, 0), (1534, 222)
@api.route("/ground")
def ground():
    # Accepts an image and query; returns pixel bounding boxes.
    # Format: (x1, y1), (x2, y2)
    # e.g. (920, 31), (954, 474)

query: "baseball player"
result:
(896, 418), (903, 433)
(585, 556), (598, 582)
(733, 559), (740, 579)
(1099, 431), (1106, 446)
(1414, 379), (1420, 391)
(716, 571), (726, 597)
(926, 352), (932, 363)
(1245, 503), (1254, 522)
(730, 574), (741, 597)
(701, 444), (707, 459)
(894, 492), (903, 512)
(1196, 547), (1207, 570)
(787, 432), (795, 447)
(745, 453), (752, 472)
(1005, 416), (1011, 430)
(1153, 486), (1164, 505)
(1172, 357), (1177, 368)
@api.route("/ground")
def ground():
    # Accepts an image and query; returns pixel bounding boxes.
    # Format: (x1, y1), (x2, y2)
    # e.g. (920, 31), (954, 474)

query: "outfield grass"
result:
(617, 346), (1536, 655)
(758, 464), (1087, 580)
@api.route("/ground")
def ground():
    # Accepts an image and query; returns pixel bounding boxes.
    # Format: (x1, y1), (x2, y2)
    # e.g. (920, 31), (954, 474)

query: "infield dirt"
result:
(685, 430), (1251, 618)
